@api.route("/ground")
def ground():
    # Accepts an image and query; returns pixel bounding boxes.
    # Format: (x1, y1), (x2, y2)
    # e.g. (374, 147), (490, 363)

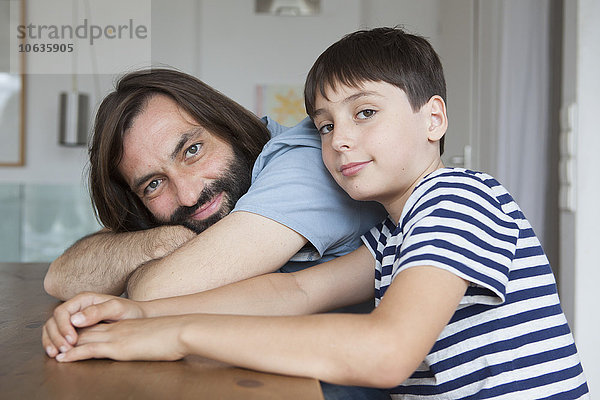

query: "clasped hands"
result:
(42, 293), (186, 362)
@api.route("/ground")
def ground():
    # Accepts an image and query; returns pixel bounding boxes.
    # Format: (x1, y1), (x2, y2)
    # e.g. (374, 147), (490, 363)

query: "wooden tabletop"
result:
(0, 263), (324, 399)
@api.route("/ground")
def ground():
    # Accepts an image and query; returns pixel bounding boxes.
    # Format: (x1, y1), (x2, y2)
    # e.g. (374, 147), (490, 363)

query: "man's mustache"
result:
(170, 183), (221, 223)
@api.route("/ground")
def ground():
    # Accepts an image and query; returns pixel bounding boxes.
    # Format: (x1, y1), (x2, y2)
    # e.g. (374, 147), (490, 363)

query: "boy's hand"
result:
(53, 316), (188, 363)
(42, 292), (146, 358)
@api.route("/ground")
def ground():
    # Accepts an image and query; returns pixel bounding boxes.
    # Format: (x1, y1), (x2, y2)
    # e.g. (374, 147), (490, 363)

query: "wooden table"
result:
(0, 263), (324, 399)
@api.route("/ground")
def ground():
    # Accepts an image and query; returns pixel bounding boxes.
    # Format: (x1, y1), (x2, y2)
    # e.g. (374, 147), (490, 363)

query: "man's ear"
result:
(426, 95), (448, 142)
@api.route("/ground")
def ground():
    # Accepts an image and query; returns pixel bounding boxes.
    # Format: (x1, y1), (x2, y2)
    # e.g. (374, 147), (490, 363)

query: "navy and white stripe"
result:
(362, 168), (589, 399)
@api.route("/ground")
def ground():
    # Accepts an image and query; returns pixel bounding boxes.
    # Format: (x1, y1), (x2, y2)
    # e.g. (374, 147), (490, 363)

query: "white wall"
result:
(560, 0), (600, 392)
(197, 0), (360, 111)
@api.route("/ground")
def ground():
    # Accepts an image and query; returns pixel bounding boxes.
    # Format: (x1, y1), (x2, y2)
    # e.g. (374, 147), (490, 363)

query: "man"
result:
(44, 68), (386, 301)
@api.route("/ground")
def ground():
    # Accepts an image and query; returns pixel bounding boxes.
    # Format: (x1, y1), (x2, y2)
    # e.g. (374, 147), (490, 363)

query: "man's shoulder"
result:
(263, 116), (320, 147)
(250, 117), (322, 178)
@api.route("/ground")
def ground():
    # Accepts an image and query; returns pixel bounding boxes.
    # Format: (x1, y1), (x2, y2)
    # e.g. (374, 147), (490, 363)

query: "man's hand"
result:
(42, 292), (147, 358)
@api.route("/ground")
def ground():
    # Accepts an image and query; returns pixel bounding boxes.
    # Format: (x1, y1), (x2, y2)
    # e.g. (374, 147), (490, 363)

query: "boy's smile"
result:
(340, 161), (372, 177)
(313, 80), (447, 221)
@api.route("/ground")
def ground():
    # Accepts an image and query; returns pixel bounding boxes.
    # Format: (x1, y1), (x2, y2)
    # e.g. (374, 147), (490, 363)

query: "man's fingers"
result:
(52, 292), (113, 340)
(55, 342), (112, 363)
(41, 324), (58, 358)
(52, 304), (78, 345)
(71, 298), (129, 327)
(63, 292), (98, 314)
(42, 318), (72, 356)
(74, 324), (113, 346)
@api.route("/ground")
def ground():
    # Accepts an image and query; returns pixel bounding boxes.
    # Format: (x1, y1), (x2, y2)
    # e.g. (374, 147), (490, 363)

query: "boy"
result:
(43, 27), (589, 398)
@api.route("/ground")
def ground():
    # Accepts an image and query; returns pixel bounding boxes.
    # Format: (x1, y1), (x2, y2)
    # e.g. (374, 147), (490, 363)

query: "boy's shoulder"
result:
(412, 167), (504, 201)
(418, 167), (495, 189)
(401, 167), (518, 227)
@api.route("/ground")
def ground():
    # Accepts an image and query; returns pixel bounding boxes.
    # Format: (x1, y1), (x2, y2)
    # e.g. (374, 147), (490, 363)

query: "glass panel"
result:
(0, 183), (101, 262)
(21, 184), (101, 262)
(0, 183), (22, 261)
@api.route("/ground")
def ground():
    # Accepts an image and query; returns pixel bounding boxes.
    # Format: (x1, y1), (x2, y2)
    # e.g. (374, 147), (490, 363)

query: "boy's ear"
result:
(426, 95), (447, 142)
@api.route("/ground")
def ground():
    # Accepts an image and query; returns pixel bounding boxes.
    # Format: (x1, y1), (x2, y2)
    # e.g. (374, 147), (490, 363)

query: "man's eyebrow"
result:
(170, 128), (203, 160)
(132, 172), (157, 194)
(313, 90), (382, 117)
(131, 128), (204, 193)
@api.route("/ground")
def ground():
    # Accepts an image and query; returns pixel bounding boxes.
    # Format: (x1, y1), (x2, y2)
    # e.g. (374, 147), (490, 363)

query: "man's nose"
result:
(173, 175), (202, 207)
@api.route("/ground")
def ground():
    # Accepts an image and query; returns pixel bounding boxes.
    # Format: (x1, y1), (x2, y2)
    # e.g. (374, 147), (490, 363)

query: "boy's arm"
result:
(173, 266), (467, 388)
(44, 225), (196, 300)
(42, 245), (375, 356)
(50, 265), (468, 388)
(190, 267), (465, 388)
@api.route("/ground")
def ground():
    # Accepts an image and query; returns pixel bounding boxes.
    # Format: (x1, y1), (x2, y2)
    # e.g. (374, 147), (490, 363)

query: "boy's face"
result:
(313, 81), (446, 217)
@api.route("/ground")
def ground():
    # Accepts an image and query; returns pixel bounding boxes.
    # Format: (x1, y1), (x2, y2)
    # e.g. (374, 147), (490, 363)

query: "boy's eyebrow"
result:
(131, 127), (204, 192)
(313, 90), (382, 117)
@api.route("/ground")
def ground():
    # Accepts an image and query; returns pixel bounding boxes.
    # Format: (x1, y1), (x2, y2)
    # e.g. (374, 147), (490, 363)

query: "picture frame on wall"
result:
(256, 84), (307, 127)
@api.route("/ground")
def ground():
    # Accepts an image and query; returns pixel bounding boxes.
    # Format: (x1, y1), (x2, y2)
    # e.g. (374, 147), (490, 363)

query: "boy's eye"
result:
(185, 143), (202, 159)
(318, 124), (334, 135)
(144, 179), (163, 195)
(357, 109), (376, 119)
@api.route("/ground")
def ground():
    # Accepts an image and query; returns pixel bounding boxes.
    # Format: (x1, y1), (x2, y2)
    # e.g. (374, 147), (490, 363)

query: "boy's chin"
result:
(346, 189), (376, 203)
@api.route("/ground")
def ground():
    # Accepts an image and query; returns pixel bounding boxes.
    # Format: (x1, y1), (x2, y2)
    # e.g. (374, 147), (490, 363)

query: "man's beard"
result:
(168, 152), (252, 234)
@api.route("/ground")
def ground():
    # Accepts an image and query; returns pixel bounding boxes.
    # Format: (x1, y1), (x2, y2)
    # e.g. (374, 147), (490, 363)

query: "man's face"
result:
(118, 94), (251, 233)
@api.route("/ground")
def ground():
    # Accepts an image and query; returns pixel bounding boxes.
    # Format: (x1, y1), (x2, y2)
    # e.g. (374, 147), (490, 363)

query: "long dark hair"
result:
(88, 68), (271, 232)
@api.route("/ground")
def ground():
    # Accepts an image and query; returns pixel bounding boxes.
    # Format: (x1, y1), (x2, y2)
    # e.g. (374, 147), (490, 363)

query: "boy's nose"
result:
(330, 122), (355, 151)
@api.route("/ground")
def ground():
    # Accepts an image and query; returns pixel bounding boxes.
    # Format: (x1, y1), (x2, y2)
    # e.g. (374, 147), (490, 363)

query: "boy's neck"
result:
(385, 160), (445, 224)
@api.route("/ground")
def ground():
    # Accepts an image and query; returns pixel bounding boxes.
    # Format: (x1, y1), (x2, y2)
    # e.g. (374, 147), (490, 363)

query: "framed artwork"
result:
(256, 84), (307, 127)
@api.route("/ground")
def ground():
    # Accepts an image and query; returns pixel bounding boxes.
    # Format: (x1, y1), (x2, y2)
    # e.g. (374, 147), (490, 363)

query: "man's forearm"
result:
(126, 211), (308, 301)
(44, 225), (195, 300)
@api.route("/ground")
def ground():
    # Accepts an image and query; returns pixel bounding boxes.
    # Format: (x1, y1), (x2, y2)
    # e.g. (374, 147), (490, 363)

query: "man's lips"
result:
(340, 161), (371, 177)
(190, 192), (224, 220)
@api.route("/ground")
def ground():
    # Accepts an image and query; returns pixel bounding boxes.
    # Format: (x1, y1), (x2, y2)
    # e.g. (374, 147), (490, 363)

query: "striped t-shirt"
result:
(362, 168), (589, 399)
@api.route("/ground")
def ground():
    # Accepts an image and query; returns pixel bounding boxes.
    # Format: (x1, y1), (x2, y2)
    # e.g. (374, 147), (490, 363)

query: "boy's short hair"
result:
(304, 27), (446, 154)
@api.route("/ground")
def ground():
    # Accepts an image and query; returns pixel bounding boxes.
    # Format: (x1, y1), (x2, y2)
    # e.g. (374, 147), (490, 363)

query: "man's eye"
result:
(357, 109), (376, 119)
(145, 179), (163, 195)
(185, 143), (202, 159)
(318, 124), (334, 135)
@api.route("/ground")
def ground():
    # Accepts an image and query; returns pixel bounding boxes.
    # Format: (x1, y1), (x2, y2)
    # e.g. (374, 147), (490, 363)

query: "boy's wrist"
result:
(176, 315), (198, 357)
(138, 298), (164, 319)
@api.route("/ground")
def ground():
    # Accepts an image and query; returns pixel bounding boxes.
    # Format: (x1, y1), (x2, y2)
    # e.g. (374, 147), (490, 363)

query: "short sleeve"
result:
(396, 171), (520, 305)
(233, 118), (386, 260)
